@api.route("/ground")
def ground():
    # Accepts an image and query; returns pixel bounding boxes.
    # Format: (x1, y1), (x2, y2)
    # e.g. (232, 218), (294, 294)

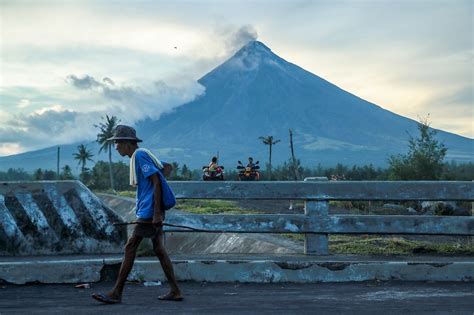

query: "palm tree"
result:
(259, 135), (280, 180)
(95, 115), (120, 191)
(73, 144), (94, 173)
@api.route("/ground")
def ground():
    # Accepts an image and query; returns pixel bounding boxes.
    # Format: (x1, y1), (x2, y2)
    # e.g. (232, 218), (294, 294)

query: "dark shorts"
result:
(132, 216), (165, 238)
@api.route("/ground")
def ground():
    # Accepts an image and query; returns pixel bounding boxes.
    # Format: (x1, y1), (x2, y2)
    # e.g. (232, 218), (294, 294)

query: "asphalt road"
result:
(0, 281), (473, 314)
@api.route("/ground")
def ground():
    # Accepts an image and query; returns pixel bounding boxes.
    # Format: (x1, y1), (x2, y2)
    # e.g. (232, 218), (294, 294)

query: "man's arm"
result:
(151, 173), (163, 227)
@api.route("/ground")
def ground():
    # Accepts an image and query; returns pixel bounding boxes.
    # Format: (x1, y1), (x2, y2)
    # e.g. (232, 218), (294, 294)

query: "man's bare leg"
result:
(153, 231), (182, 300)
(106, 235), (143, 301)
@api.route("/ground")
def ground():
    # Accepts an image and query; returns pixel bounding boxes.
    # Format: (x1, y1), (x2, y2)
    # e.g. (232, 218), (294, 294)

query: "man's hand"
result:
(153, 213), (163, 228)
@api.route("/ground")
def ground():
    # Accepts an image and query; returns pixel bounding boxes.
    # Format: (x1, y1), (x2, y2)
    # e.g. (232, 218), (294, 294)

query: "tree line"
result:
(1, 116), (472, 185)
(2, 160), (472, 186)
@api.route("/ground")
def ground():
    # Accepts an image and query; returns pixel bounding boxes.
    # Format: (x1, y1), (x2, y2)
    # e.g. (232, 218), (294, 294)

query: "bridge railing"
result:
(166, 179), (474, 255)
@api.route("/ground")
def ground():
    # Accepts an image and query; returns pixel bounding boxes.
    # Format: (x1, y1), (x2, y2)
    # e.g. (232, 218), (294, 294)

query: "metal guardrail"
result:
(166, 179), (474, 255)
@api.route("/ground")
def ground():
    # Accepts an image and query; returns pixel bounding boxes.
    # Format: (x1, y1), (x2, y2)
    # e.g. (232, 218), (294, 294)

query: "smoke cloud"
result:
(226, 25), (258, 53)
(66, 74), (205, 124)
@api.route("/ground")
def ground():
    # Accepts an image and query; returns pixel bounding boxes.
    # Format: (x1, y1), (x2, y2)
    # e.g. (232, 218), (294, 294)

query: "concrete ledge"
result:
(1, 259), (105, 284)
(0, 181), (126, 256)
(1, 255), (472, 284)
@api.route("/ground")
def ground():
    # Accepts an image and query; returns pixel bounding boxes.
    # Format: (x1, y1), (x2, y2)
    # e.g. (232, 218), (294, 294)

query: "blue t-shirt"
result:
(135, 150), (160, 219)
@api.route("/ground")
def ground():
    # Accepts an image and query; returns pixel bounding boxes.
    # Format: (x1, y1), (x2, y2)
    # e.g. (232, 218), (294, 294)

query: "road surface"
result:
(0, 281), (473, 314)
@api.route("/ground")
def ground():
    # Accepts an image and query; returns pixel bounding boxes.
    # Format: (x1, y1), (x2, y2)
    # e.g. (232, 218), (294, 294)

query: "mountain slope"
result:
(0, 142), (128, 175)
(136, 41), (472, 168)
(1, 41), (472, 172)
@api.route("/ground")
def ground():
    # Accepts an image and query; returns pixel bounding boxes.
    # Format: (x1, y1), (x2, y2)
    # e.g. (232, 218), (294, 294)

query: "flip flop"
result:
(158, 292), (184, 302)
(91, 292), (121, 304)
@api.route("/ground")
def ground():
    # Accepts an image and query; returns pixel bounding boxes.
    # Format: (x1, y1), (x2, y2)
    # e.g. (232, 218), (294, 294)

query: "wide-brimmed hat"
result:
(107, 125), (142, 142)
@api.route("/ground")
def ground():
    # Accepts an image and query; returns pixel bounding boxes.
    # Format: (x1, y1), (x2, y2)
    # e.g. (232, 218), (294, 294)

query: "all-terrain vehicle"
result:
(237, 160), (260, 181)
(202, 165), (225, 181)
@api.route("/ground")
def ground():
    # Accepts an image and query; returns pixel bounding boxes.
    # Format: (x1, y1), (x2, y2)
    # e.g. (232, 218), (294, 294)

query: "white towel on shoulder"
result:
(130, 148), (164, 186)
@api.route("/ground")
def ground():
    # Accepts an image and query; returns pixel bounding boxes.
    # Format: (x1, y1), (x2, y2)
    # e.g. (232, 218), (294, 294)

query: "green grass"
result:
(92, 190), (136, 198)
(282, 233), (305, 242)
(176, 199), (261, 214)
(115, 191), (136, 198)
(281, 234), (474, 255)
(330, 235), (474, 255)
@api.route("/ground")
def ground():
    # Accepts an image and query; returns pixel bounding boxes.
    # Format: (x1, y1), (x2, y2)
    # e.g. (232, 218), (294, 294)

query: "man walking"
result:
(92, 125), (183, 303)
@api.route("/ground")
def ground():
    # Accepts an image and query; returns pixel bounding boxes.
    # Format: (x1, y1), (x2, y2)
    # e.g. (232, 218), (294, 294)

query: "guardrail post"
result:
(304, 177), (329, 255)
(471, 180), (473, 246)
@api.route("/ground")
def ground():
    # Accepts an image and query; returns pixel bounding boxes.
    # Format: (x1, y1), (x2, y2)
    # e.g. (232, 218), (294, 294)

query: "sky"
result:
(1, 0), (472, 156)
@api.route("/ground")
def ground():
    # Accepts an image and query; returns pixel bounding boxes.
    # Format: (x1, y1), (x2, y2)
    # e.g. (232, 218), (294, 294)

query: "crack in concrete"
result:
(318, 262), (350, 271)
(275, 262), (314, 270)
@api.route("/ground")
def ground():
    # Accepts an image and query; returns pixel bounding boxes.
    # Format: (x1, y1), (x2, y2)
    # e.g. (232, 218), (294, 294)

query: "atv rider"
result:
(208, 156), (219, 172)
(247, 157), (255, 169)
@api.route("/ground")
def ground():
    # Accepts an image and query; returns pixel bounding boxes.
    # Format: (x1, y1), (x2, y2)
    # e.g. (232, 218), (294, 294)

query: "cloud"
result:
(416, 85), (473, 137)
(66, 74), (205, 123)
(102, 77), (115, 85)
(225, 25), (258, 54)
(32, 104), (65, 115)
(67, 75), (102, 90)
(0, 107), (102, 153)
(5, 106), (78, 139)
(17, 99), (30, 108)
(430, 85), (473, 108)
(0, 143), (22, 156)
(24, 109), (77, 134)
(0, 72), (206, 156)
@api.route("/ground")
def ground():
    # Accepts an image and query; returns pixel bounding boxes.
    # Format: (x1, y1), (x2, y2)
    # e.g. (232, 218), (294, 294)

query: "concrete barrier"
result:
(0, 255), (472, 284)
(0, 181), (127, 256)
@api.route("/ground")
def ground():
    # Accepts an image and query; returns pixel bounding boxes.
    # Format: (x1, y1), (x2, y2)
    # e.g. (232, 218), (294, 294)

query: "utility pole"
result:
(259, 136), (280, 180)
(57, 146), (60, 179)
(289, 129), (299, 181)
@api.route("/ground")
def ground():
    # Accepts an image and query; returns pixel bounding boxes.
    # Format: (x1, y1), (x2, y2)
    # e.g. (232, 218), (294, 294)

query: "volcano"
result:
(1, 41), (472, 172)
(135, 41), (472, 168)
